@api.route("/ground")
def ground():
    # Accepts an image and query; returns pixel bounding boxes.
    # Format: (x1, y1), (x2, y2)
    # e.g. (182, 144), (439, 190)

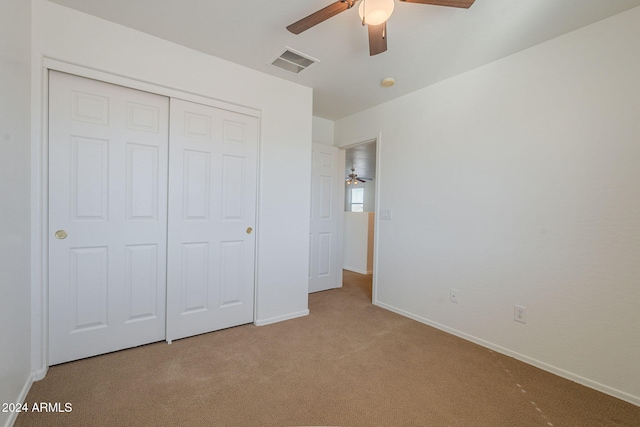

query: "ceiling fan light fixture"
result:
(346, 167), (362, 185)
(358, 0), (395, 26)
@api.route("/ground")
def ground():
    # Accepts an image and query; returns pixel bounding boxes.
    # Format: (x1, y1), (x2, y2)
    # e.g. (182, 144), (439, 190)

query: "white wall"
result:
(312, 116), (335, 146)
(31, 0), (312, 373)
(0, 1), (32, 426)
(335, 7), (640, 405)
(343, 212), (374, 275)
(363, 180), (376, 213)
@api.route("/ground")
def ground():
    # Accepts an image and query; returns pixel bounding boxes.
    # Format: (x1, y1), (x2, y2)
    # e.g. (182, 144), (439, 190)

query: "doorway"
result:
(342, 140), (377, 301)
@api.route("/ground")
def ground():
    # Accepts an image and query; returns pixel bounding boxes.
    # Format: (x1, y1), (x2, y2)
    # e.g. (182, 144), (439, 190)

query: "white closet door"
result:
(167, 98), (258, 341)
(48, 71), (169, 365)
(309, 143), (344, 293)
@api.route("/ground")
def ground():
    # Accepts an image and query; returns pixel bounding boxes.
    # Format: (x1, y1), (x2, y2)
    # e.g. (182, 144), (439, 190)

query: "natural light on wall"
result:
(358, 0), (395, 26)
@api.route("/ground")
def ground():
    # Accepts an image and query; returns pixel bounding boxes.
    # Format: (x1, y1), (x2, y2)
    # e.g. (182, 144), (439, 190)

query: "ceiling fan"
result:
(287, 0), (475, 56)
(346, 168), (367, 184)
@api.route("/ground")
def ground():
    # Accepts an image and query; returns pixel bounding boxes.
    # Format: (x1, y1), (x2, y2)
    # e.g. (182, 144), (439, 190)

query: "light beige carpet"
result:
(17, 271), (640, 426)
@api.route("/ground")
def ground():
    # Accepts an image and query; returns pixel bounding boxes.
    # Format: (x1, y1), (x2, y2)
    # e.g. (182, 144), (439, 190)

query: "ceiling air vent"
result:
(270, 48), (318, 74)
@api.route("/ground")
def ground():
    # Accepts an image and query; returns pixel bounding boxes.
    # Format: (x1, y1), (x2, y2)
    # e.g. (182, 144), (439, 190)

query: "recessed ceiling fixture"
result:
(287, 0), (476, 56)
(381, 77), (395, 87)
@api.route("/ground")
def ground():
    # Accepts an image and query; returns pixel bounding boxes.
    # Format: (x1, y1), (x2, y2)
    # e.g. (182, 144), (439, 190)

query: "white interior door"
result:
(166, 98), (258, 341)
(309, 143), (344, 293)
(48, 71), (169, 365)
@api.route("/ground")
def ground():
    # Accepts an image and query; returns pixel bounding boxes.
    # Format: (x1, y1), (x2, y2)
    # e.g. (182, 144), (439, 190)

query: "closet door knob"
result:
(246, 227), (253, 234)
(54, 230), (68, 239)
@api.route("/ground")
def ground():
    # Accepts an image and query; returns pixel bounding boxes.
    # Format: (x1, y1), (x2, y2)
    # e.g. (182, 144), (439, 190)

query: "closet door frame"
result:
(32, 58), (262, 378)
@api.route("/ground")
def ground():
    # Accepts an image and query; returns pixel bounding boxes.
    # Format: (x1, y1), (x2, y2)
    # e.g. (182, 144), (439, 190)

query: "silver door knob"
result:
(54, 230), (68, 239)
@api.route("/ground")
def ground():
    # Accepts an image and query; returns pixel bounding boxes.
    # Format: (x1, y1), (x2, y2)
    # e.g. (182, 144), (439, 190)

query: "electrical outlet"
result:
(450, 289), (459, 303)
(514, 305), (527, 323)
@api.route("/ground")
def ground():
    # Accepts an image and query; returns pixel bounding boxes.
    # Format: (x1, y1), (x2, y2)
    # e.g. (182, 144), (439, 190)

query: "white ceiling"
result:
(48, 0), (640, 120)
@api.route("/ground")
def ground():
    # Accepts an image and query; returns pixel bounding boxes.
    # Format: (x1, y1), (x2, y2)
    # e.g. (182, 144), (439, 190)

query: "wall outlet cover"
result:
(450, 289), (459, 303)
(514, 305), (527, 323)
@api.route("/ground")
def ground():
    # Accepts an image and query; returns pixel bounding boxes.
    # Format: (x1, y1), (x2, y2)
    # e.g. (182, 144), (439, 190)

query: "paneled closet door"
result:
(166, 99), (258, 341)
(48, 71), (169, 365)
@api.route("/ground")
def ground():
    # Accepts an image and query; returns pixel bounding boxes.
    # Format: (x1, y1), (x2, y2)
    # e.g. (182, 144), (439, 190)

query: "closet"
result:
(48, 71), (258, 365)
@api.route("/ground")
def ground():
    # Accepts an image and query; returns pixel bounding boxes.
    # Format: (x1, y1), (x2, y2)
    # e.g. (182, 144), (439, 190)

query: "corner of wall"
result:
(312, 116), (335, 146)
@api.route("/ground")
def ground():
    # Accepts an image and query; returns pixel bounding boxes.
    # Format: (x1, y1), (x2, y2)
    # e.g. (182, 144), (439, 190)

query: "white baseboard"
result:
(374, 300), (640, 408)
(254, 309), (309, 327)
(32, 366), (48, 382)
(3, 374), (34, 427)
(343, 266), (372, 275)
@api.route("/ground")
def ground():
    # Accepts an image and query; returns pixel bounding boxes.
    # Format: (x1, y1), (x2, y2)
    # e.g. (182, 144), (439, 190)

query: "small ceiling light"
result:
(358, 0), (395, 26)
(381, 77), (395, 87)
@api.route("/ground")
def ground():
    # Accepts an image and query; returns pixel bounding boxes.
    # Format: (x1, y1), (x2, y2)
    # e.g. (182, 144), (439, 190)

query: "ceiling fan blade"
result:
(287, 1), (352, 34)
(399, 0), (475, 8)
(368, 22), (388, 56)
